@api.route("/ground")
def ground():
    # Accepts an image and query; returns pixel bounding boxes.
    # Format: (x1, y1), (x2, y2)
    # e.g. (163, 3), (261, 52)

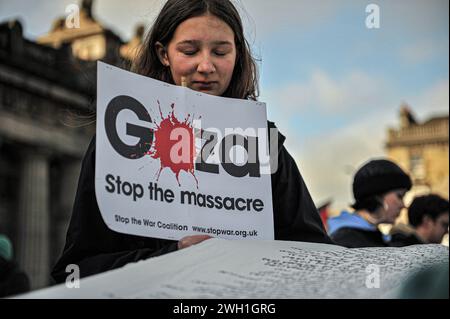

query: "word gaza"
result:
(104, 95), (262, 178)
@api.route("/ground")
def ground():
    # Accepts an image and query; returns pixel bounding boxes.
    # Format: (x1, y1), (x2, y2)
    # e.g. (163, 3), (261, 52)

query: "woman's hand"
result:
(177, 235), (213, 250)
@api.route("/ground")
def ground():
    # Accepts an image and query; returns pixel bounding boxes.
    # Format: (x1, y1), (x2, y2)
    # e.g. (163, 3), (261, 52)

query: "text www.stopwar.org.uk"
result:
(191, 226), (258, 238)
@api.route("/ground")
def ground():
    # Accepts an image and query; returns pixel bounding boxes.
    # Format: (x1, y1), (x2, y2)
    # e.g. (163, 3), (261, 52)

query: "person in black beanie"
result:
(328, 159), (412, 248)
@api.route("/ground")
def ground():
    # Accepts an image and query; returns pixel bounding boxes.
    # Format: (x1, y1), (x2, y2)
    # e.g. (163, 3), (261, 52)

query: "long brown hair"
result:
(131, 0), (259, 100)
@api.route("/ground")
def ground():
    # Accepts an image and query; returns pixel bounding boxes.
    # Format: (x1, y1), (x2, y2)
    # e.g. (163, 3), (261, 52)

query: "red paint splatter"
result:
(147, 101), (198, 187)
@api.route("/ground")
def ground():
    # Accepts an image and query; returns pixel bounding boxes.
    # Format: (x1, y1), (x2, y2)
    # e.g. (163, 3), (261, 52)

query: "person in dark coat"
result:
(0, 234), (30, 297)
(390, 194), (449, 247)
(52, 0), (331, 283)
(328, 159), (412, 248)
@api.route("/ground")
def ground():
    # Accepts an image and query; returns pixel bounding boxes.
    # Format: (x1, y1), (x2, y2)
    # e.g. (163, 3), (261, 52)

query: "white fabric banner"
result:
(95, 62), (274, 240)
(16, 240), (449, 299)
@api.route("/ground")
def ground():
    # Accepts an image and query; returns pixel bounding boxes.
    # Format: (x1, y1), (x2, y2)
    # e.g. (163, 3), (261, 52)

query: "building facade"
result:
(386, 105), (449, 201)
(0, 0), (142, 289)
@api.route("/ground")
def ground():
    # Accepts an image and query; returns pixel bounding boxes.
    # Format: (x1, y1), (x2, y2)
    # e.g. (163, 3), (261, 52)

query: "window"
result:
(410, 154), (425, 181)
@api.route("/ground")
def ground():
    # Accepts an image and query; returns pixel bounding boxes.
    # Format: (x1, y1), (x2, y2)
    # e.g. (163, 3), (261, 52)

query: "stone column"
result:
(17, 151), (50, 290)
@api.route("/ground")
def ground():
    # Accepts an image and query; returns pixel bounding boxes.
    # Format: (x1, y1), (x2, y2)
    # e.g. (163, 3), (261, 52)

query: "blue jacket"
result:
(328, 211), (390, 248)
(328, 211), (377, 235)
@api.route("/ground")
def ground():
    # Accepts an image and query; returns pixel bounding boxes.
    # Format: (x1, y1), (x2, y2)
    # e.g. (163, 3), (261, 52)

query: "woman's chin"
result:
(196, 89), (221, 96)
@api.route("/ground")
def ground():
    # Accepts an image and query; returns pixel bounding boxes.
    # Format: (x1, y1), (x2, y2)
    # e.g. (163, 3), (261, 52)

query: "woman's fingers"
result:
(178, 235), (213, 250)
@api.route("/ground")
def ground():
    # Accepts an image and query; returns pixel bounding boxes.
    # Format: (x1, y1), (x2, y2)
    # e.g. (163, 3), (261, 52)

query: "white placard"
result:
(95, 62), (274, 240)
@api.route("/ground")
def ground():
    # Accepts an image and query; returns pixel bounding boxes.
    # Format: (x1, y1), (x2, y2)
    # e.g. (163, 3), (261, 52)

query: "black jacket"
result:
(0, 257), (30, 298)
(52, 123), (332, 283)
(331, 227), (388, 248)
(388, 223), (427, 247)
(389, 232), (425, 247)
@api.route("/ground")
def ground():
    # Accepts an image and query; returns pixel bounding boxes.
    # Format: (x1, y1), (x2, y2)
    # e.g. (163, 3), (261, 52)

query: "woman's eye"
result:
(183, 51), (197, 56)
(214, 51), (227, 56)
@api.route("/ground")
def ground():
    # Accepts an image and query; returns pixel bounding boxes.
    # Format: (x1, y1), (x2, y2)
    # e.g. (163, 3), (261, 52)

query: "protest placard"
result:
(95, 62), (274, 240)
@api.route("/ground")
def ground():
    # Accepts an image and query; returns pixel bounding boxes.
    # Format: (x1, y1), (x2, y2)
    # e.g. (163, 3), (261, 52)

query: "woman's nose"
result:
(197, 55), (216, 74)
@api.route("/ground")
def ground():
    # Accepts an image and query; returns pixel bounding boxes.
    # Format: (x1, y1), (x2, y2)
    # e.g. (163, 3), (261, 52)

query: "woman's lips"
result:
(192, 81), (217, 90)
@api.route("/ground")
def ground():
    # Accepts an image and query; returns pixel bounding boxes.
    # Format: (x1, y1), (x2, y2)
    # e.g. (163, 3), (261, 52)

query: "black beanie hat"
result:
(353, 159), (412, 201)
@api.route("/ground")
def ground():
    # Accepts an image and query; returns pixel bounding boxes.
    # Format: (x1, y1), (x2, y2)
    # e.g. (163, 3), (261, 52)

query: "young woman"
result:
(52, 0), (332, 283)
(328, 159), (412, 248)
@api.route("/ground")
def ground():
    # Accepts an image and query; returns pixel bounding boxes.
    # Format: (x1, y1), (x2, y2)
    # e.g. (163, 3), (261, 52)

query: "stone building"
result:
(386, 104), (449, 200)
(0, 0), (143, 289)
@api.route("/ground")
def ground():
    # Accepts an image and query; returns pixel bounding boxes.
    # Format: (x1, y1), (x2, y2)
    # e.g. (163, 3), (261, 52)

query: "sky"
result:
(0, 0), (448, 211)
